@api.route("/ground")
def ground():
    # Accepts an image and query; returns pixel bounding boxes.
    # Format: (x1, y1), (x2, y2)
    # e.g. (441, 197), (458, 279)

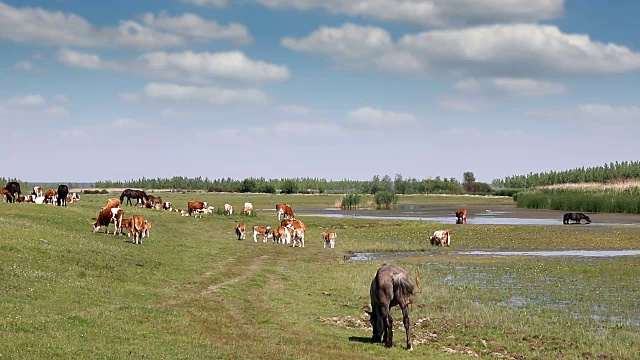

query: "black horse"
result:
(56, 184), (69, 207)
(5, 181), (20, 203)
(120, 189), (148, 206)
(563, 212), (592, 224)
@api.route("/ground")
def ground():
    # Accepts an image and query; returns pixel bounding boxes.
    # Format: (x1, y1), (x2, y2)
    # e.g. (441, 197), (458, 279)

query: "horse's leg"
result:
(401, 304), (412, 350)
(383, 305), (393, 348)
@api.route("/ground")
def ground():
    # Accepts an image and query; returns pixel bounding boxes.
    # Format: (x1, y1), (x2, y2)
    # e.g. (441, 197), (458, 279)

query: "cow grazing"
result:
(188, 200), (213, 218)
(322, 232), (337, 249)
(242, 202), (254, 215)
(44, 189), (57, 204)
(253, 226), (271, 243)
(0, 188), (14, 203)
(105, 198), (121, 209)
(93, 207), (116, 234)
(429, 230), (451, 247)
(276, 203), (295, 221)
(235, 222), (247, 240)
(224, 203), (233, 216)
(367, 265), (414, 350)
(32, 186), (44, 197)
(120, 218), (131, 236)
(129, 215), (145, 244)
(455, 209), (467, 224)
(5, 181), (21, 203)
(57, 184), (69, 206)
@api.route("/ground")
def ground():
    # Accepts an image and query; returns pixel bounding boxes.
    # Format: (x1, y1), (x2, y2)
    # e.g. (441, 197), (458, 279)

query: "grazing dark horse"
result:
(56, 184), (69, 207)
(5, 181), (21, 203)
(119, 189), (148, 206)
(367, 264), (414, 350)
(563, 212), (591, 224)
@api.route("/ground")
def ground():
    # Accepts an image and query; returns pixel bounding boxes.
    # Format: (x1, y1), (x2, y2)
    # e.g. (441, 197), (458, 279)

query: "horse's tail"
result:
(392, 273), (414, 306)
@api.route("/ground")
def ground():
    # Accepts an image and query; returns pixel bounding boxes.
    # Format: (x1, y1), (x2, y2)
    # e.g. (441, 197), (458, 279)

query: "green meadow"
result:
(1, 193), (638, 359)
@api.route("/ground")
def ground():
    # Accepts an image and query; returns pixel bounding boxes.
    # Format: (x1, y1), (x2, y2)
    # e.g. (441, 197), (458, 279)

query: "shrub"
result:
(280, 180), (298, 194)
(374, 191), (398, 209)
(341, 193), (361, 210)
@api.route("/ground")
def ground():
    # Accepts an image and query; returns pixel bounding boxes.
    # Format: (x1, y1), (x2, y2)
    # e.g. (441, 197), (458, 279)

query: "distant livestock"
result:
(429, 230), (451, 246)
(1, 188), (14, 203)
(455, 209), (467, 224)
(5, 181), (21, 203)
(56, 184), (69, 207)
(224, 203), (233, 216)
(563, 212), (592, 224)
(322, 232), (337, 249)
(188, 200), (213, 218)
(242, 202), (253, 215)
(276, 203), (295, 221)
(235, 222), (247, 240)
(120, 189), (148, 206)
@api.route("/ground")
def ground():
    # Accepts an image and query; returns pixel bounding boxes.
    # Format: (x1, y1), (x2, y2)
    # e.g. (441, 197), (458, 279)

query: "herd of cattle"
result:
(1, 182), (78, 206)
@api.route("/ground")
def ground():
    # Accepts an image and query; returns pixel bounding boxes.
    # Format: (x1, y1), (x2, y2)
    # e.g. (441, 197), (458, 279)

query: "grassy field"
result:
(1, 193), (638, 359)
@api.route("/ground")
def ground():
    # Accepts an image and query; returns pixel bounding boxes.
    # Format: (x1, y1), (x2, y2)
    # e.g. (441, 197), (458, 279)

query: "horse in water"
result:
(367, 264), (415, 350)
(563, 212), (592, 224)
(119, 189), (148, 206)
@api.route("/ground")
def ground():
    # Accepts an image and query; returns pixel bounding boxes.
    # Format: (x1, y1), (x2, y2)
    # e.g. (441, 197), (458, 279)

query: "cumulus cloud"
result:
(256, 0), (564, 26)
(122, 82), (271, 106)
(0, 94), (69, 122)
(181, 0), (228, 7)
(454, 78), (567, 97)
(57, 48), (120, 71)
(347, 107), (417, 126)
(282, 23), (393, 63)
(138, 51), (290, 83)
(284, 23), (640, 77)
(0, 2), (250, 49)
(141, 12), (253, 45)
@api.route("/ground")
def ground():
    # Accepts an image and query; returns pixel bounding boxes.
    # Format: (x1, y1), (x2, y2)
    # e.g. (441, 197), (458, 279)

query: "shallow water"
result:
(348, 250), (640, 261)
(303, 213), (563, 225)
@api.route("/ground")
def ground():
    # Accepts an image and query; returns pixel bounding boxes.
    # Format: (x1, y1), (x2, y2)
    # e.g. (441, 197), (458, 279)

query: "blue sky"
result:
(1, 0), (639, 183)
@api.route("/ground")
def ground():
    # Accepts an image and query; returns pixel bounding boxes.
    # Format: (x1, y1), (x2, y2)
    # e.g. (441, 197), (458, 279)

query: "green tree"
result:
(281, 180), (298, 194)
(463, 171), (476, 192)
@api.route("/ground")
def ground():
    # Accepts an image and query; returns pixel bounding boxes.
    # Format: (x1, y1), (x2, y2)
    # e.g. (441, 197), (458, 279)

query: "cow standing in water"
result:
(57, 184), (69, 207)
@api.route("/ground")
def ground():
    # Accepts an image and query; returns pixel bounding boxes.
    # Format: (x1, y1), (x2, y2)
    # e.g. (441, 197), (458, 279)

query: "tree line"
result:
(492, 161), (640, 189)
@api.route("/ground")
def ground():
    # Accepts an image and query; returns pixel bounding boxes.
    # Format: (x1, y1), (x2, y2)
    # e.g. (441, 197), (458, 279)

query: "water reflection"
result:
(348, 250), (640, 261)
(303, 213), (561, 225)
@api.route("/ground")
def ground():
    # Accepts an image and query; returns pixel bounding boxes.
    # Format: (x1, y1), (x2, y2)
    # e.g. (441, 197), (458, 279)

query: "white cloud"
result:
(437, 95), (494, 112)
(396, 24), (640, 77)
(576, 104), (640, 121)
(454, 78), (567, 97)
(124, 82), (271, 106)
(57, 48), (119, 71)
(181, 0), (228, 7)
(279, 104), (311, 115)
(6, 94), (46, 107)
(138, 50), (290, 83)
(0, 2), (248, 49)
(257, 0), (564, 26)
(282, 23), (392, 63)
(141, 12), (253, 45)
(13, 60), (34, 71)
(347, 107), (417, 126)
(285, 23), (640, 77)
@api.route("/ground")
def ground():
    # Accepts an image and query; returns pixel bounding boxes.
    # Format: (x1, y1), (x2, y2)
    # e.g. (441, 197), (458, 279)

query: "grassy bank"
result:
(1, 193), (638, 359)
(515, 187), (640, 214)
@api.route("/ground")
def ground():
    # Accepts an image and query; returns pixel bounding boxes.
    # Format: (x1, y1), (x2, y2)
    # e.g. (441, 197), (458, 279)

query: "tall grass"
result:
(515, 185), (640, 213)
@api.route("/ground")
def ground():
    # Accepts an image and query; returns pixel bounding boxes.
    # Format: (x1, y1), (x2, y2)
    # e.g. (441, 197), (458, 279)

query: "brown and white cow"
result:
(129, 215), (145, 244)
(252, 225), (271, 243)
(44, 189), (57, 204)
(120, 218), (131, 236)
(162, 201), (173, 211)
(0, 187), (14, 203)
(105, 198), (121, 209)
(242, 202), (253, 216)
(290, 227), (305, 248)
(111, 207), (125, 235)
(235, 222), (247, 240)
(271, 226), (291, 244)
(141, 220), (152, 238)
(429, 230), (451, 247)
(93, 206), (116, 234)
(455, 209), (467, 224)
(281, 219), (306, 232)
(276, 203), (295, 221)
(224, 203), (233, 216)
(32, 186), (44, 197)
(188, 200), (213, 218)
(322, 232), (337, 249)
